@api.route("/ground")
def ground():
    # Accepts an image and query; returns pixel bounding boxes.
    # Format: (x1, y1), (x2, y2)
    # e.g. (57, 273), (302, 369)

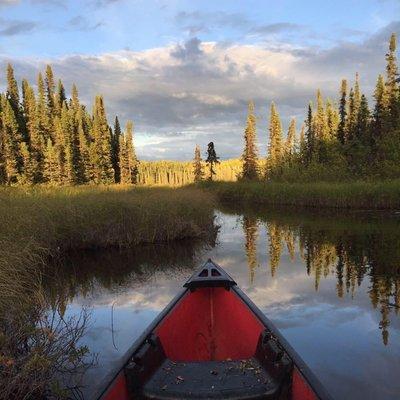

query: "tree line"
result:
(0, 65), (138, 185)
(240, 33), (400, 181)
(1, 33), (398, 186)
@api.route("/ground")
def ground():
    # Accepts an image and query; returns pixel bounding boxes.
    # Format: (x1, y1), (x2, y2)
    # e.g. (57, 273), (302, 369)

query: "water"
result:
(45, 207), (400, 400)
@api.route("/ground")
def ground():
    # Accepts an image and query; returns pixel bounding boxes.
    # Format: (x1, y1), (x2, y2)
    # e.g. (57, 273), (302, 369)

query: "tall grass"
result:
(200, 180), (400, 209)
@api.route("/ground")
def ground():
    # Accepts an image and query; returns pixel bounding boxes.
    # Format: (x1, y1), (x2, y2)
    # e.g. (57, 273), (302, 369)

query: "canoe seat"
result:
(125, 331), (292, 400)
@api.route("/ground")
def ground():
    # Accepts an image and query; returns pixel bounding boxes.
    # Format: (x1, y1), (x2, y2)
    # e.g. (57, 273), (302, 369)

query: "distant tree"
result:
(1, 97), (22, 183)
(337, 79), (347, 145)
(385, 33), (399, 127)
(54, 79), (66, 117)
(285, 118), (296, 159)
(193, 144), (204, 182)
(346, 87), (357, 141)
(304, 102), (314, 163)
(45, 65), (56, 121)
(372, 74), (388, 141)
(111, 116), (121, 183)
(206, 142), (219, 181)
(6, 64), (26, 141)
(356, 94), (370, 141)
(37, 72), (52, 146)
(326, 99), (339, 139)
(267, 102), (283, 174)
(91, 95), (114, 184)
(119, 120), (138, 184)
(241, 101), (259, 180)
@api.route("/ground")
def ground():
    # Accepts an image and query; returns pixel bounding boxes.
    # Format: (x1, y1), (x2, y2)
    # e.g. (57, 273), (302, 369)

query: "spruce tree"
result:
(385, 33), (399, 128)
(45, 65), (55, 119)
(267, 102), (283, 172)
(285, 118), (296, 159)
(206, 142), (219, 181)
(6, 64), (26, 142)
(326, 99), (339, 139)
(373, 74), (388, 140)
(55, 79), (66, 117)
(37, 72), (51, 142)
(356, 94), (370, 141)
(241, 101), (258, 180)
(338, 79), (347, 145)
(22, 79), (44, 182)
(345, 88), (358, 142)
(111, 116), (121, 183)
(1, 97), (22, 183)
(119, 120), (138, 184)
(19, 142), (35, 184)
(43, 138), (59, 184)
(193, 144), (204, 182)
(305, 102), (314, 163)
(91, 95), (114, 184)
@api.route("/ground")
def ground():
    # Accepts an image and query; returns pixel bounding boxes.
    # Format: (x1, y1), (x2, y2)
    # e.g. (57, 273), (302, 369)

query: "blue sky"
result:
(0, 0), (399, 159)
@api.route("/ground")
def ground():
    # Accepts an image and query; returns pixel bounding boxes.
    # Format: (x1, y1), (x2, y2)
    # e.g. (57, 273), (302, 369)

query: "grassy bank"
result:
(0, 185), (216, 399)
(200, 180), (400, 209)
(0, 185), (215, 275)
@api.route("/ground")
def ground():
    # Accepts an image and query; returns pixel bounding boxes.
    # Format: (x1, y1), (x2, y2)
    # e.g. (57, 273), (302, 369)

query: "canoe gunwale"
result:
(94, 287), (188, 400)
(232, 286), (334, 400)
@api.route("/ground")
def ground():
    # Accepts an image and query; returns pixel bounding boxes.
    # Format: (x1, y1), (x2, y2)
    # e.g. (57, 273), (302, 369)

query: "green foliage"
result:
(241, 101), (259, 180)
(193, 144), (204, 182)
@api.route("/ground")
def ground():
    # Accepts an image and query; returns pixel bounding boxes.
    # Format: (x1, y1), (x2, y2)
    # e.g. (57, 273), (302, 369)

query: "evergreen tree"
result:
(119, 120), (138, 184)
(22, 79), (44, 182)
(267, 102), (283, 173)
(305, 102), (314, 163)
(206, 142), (219, 181)
(356, 94), (370, 141)
(43, 138), (59, 184)
(285, 118), (296, 159)
(19, 142), (35, 184)
(7, 64), (27, 143)
(37, 72), (51, 142)
(346, 87), (357, 141)
(338, 79), (347, 145)
(241, 101), (258, 180)
(193, 144), (204, 182)
(326, 99), (339, 139)
(1, 97), (22, 183)
(45, 65), (55, 119)
(111, 116), (121, 183)
(372, 74), (388, 140)
(91, 95), (114, 184)
(385, 33), (399, 127)
(55, 79), (66, 117)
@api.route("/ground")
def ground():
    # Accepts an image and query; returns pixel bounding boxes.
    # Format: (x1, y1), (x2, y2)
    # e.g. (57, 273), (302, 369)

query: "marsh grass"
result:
(200, 180), (400, 209)
(0, 185), (216, 399)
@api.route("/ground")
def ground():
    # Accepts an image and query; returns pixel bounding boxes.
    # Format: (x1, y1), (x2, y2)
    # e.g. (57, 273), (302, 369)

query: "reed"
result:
(200, 180), (400, 209)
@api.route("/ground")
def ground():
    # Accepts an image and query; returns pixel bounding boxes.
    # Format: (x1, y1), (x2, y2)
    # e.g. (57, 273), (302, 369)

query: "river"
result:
(46, 206), (400, 400)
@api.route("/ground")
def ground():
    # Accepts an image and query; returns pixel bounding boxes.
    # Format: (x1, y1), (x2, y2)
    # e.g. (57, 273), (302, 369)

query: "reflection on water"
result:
(43, 207), (400, 400)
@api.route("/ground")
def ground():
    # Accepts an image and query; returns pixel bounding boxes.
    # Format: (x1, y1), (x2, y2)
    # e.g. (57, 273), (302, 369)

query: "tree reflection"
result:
(233, 205), (400, 346)
(242, 216), (259, 283)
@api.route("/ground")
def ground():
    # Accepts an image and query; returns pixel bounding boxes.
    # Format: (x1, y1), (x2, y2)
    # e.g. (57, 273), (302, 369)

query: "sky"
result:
(0, 0), (399, 160)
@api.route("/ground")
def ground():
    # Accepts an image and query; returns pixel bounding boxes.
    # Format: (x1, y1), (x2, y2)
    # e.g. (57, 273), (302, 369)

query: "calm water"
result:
(45, 207), (400, 400)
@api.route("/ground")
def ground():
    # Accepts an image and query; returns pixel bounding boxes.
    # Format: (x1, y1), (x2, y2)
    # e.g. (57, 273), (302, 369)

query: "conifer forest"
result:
(0, 34), (399, 187)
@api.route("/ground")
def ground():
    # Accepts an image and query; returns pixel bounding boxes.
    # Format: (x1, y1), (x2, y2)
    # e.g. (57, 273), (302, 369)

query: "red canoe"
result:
(95, 260), (332, 400)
